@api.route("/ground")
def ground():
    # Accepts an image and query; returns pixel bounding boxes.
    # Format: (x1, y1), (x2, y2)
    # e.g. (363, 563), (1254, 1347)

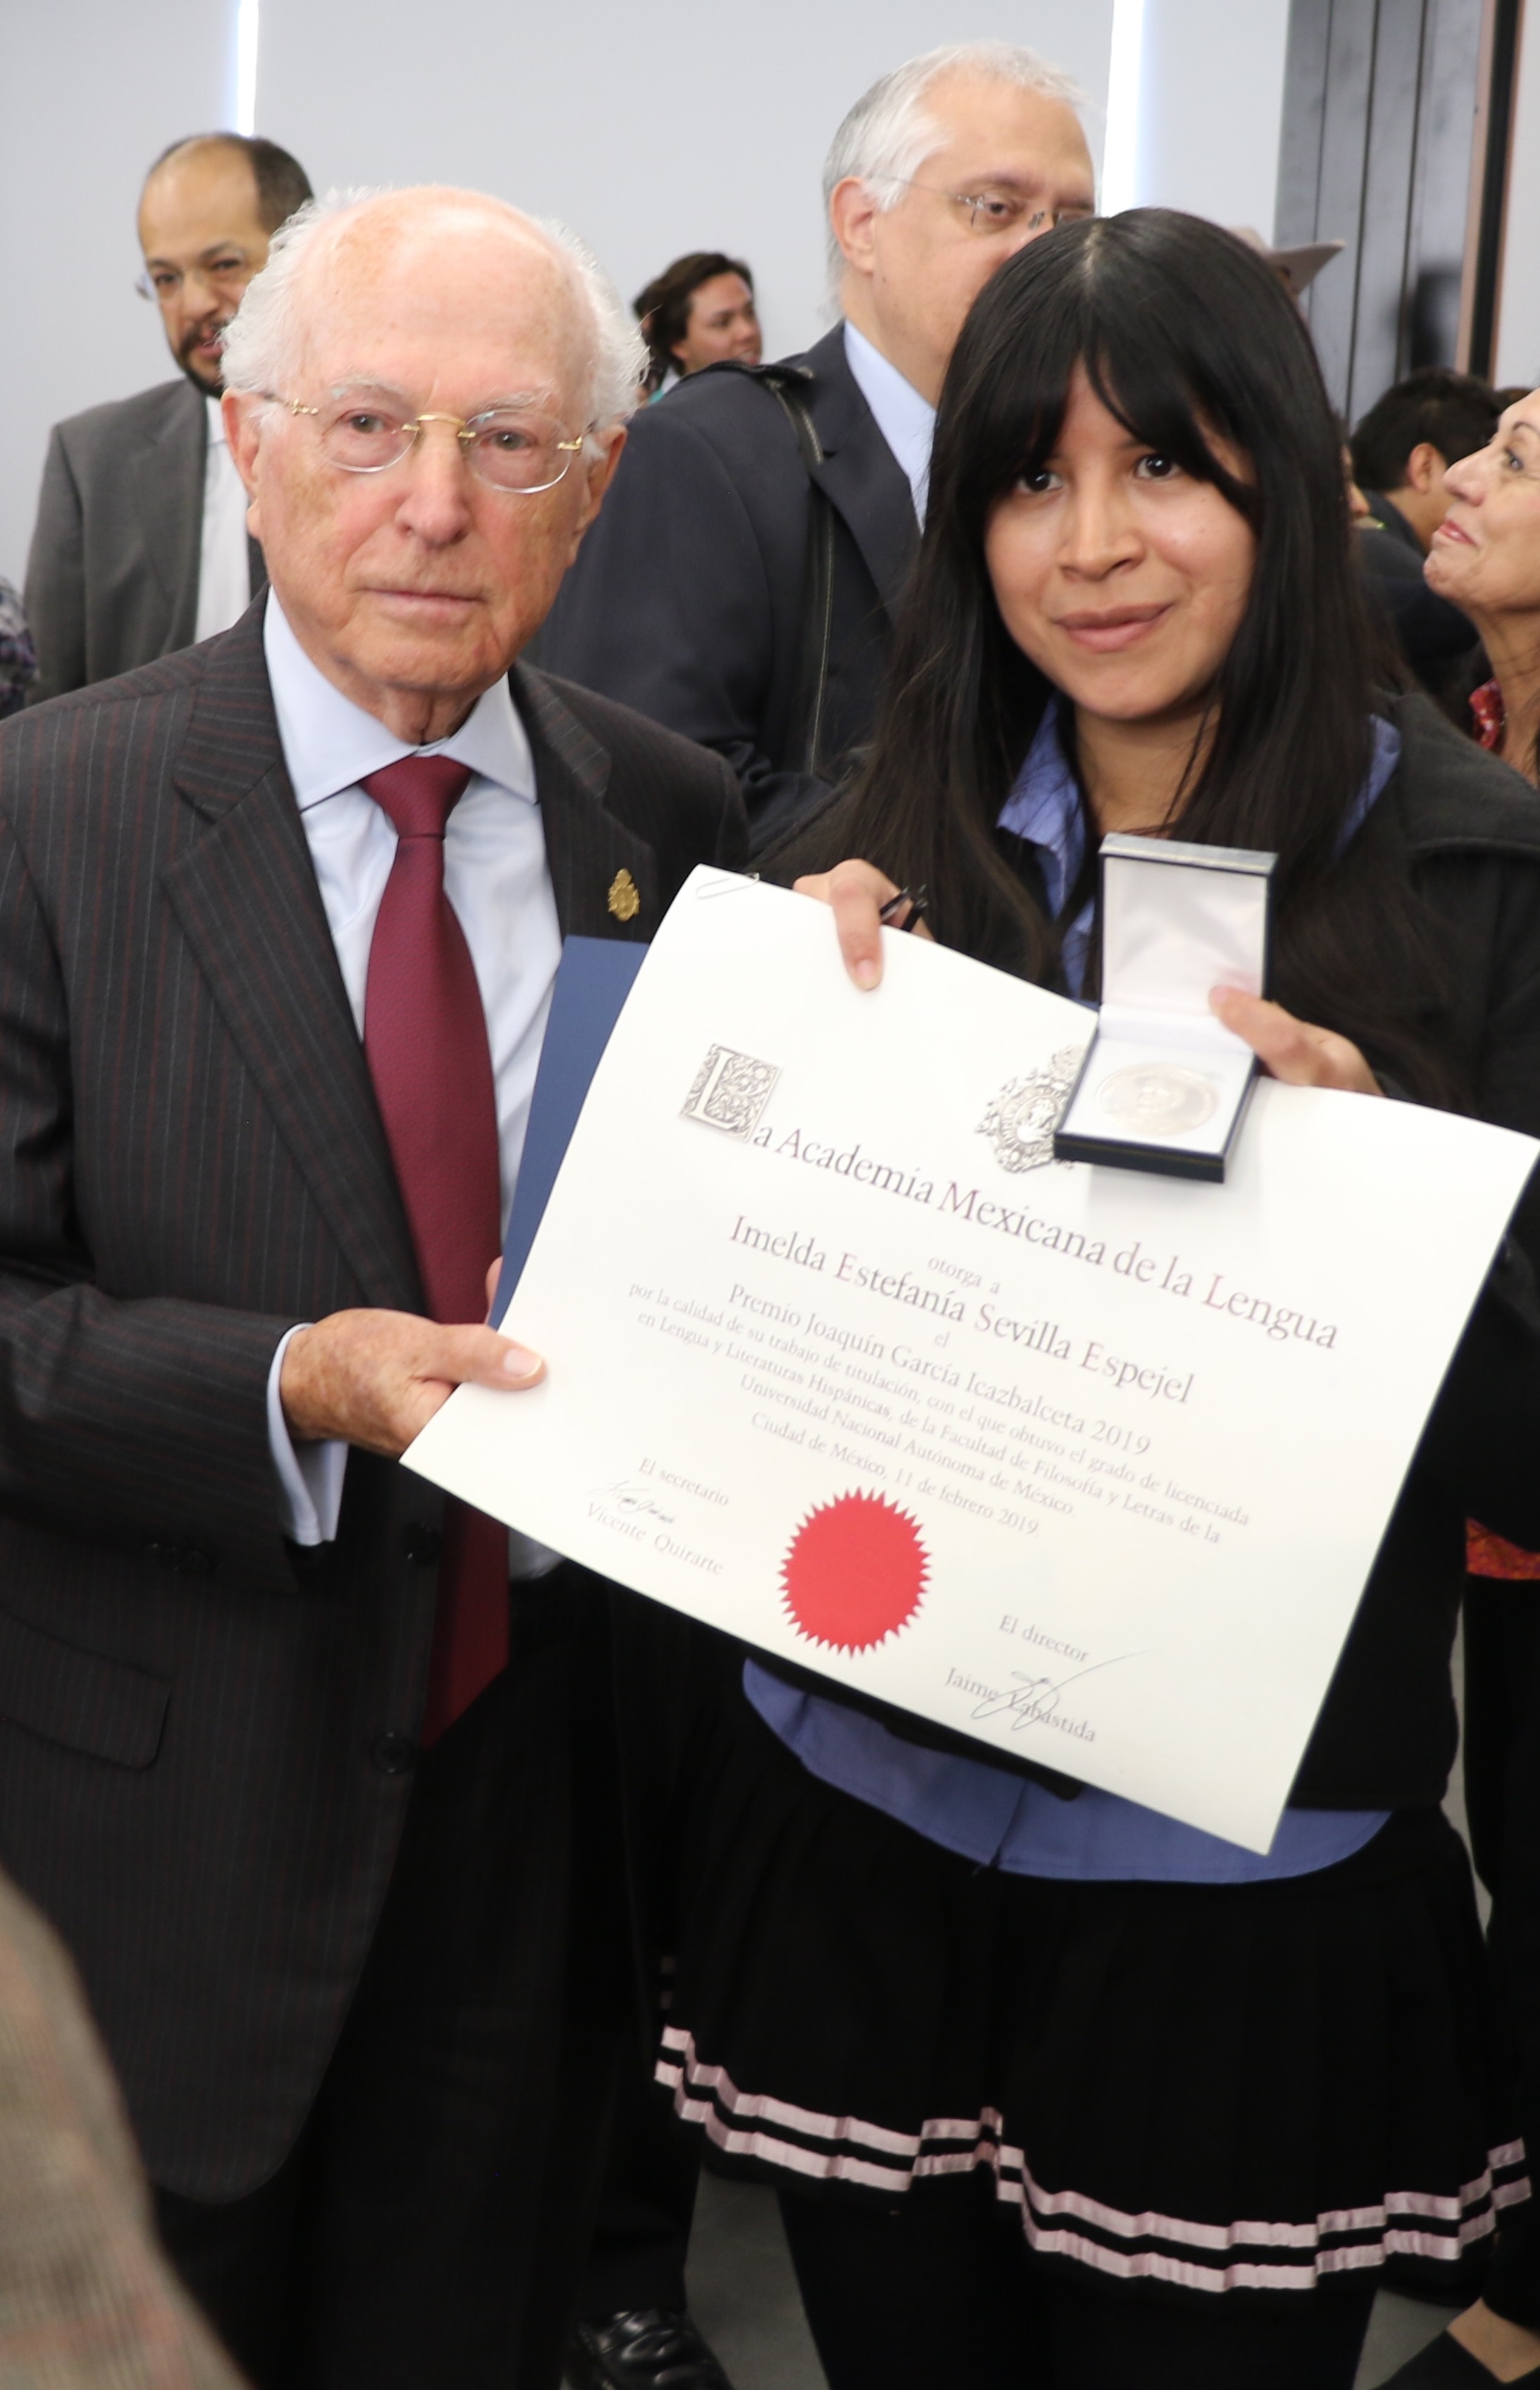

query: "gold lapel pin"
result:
(607, 868), (641, 922)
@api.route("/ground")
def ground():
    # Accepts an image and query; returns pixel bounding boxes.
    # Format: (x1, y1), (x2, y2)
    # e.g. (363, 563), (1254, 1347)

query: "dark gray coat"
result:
(540, 326), (919, 852)
(23, 378), (259, 704)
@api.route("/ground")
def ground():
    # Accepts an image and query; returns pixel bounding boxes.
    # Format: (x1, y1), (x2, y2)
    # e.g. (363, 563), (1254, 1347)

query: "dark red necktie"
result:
(362, 755), (508, 1743)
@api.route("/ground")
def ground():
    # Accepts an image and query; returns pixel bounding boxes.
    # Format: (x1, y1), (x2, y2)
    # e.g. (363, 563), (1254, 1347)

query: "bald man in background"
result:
(23, 132), (312, 702)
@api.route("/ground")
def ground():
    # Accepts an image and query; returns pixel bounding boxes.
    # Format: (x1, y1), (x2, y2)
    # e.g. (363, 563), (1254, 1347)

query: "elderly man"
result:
(0, 186), (744, 2390)
(541, 40), (1095, 851)
(25, 133), (314, 703)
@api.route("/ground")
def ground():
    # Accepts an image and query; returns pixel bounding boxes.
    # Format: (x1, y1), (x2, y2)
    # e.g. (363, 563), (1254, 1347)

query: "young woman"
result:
(655, 213), (1540, 2389)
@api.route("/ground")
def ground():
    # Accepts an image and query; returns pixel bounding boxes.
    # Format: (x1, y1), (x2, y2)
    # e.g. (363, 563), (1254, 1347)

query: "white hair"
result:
(220, 185), (644, 437)
(823, 41), (1085, 294)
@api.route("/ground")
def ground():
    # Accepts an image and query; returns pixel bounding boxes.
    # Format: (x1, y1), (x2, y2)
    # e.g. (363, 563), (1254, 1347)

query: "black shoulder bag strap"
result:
(762, 368), (837, 779)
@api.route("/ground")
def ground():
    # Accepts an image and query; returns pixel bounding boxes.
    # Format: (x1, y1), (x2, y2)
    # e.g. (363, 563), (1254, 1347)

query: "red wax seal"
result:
(781, 1491), (928, 1652)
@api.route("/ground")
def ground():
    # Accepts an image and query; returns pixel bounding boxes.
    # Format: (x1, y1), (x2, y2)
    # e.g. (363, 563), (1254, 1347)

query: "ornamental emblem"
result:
(978, 1047), (1086, 1174)
(607, 868), (641, 922)
(681, 1045), (780, 1138)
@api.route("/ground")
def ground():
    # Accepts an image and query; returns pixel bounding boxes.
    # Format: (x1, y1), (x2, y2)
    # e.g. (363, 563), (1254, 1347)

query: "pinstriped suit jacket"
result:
(0, 600), (747, 2200)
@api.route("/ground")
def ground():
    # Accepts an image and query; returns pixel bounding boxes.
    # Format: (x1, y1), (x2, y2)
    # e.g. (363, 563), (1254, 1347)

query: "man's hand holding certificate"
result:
(407, 870), (1537, 1851)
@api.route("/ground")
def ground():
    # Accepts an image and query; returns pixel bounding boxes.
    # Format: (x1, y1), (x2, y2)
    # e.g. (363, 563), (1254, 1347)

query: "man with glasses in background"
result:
(23, 132), (311, 702)
(549, 51), (1092, 2390)
(541, 41), (1095, 855)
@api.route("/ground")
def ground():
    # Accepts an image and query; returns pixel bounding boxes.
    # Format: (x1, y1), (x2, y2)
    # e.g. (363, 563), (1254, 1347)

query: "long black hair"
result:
(845, 209), (1455, 1097)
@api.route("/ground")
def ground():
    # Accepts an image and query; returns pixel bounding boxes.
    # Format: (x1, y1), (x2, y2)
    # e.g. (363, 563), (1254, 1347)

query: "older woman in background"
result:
(1410, 386), (1540, 2389)
(1427, 390), (1540, 780)
(1428, 393), (1540, 1742)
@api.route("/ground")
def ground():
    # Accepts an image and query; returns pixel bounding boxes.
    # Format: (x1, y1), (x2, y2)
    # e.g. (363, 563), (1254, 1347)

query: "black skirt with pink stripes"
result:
(656, 1687), (1529, 2305)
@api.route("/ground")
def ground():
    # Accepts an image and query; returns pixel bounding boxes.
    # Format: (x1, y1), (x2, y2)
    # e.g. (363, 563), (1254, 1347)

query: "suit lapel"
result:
(133, 382), (207, 651)
(161, 607), (422, 1310)
(801, 327), (919, 619)
(162, 637), (655, 1309)
(515, 666), (660, 940)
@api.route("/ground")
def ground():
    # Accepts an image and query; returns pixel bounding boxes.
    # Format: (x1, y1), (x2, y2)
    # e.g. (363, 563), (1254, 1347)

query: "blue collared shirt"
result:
(842, 322), (936, 523)
(746, 713), (1402, 1880)
(997, 701), (1403, 1001)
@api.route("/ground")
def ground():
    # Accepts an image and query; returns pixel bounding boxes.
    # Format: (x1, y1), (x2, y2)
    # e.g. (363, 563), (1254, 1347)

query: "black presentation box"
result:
(1053, 834), (1277, 1184)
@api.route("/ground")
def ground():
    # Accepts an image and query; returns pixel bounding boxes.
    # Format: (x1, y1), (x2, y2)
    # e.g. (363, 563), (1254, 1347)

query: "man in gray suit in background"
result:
(23, 133), (312, 703)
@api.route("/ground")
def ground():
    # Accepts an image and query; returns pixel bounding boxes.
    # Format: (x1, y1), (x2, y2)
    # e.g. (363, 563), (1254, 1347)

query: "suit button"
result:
(143, 1541), (216, 1574)
(371, 1733), (419, 1775)
(400, 1522), (443, 1565)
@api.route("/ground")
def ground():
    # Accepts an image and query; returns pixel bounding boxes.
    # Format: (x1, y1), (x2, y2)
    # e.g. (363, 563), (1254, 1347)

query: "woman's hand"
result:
(793, 860), (932, 989)
(1210, 988), (1381, 1095)
(788, 887), (1376, 1090)
(1448, 2298), (1540, 2380)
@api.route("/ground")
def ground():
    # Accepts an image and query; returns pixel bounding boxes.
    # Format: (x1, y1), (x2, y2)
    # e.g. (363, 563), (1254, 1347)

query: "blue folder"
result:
(491, 937), (646, 1326)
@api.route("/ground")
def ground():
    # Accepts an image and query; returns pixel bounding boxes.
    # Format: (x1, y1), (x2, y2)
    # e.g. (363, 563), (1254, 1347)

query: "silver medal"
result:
(1096, 1062), (1219, 1135)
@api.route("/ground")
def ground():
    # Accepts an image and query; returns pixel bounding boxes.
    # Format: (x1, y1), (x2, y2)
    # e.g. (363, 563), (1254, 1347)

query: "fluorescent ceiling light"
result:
(235, 0), (259, 135)
(1102, 0), (1146, 216)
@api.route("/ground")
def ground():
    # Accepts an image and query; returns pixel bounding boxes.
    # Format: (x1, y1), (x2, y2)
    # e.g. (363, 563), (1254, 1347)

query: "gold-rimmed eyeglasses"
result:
(268, 393), (590, 493)
(886, 180), (1094, 238)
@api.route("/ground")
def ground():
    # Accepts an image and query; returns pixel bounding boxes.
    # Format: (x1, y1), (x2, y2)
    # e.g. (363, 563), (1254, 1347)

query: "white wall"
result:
(1496, 0), (1540, 388)
(0, 0), (1298, 592)
(1116, 0), (1293, 234)
(250, 1), (1113, 369)
(0, 2), (1114, 586)
(0, 0), (237, 583)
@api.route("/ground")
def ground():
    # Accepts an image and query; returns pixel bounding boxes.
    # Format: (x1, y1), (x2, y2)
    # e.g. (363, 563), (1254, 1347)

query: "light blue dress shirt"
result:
(260, 593), (562, 1550)
(842, 322), (937, 522)
(997, 703), (1404, 1002)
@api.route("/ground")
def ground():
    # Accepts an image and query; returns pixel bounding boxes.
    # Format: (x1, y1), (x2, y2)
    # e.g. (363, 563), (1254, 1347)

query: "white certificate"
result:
(407, 870), (1538, 1849)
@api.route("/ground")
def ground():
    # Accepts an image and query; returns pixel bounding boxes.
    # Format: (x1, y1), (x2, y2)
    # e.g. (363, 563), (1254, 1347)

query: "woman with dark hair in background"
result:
(634, 252), (760, 396)
(654, 214), (1540, 2388)
(1422, 388), (1540, 1912)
